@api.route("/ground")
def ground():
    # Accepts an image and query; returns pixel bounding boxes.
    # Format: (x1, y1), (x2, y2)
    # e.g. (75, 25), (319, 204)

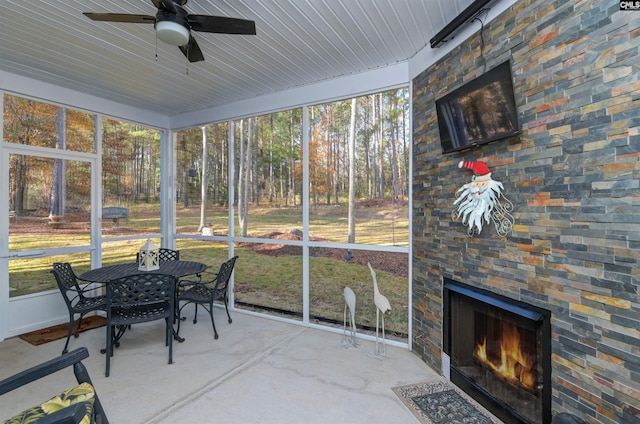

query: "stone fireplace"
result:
(443, 279), (551, 424)
(410, 0), (640, 423)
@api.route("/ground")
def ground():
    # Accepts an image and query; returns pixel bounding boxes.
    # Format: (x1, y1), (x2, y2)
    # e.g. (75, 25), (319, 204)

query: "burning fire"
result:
(474, 322), (536, 391)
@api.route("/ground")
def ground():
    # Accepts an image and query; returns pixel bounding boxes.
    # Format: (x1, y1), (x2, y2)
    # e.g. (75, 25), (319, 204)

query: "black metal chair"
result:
(105, 273), (175, 377)
(159, 248), (179, 262)
(51, 262), (107, 354)
(136, 248), (180, 263)
(134, 248), (181, 327)
(177, 256), (237, 339)
(0, 347), (109, 424)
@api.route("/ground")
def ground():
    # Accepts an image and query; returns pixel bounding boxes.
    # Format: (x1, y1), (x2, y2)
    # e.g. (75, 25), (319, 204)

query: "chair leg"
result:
(74, 314), (85, 338)
(193, 304), (199, 324)
(223, 294), (232, 324)
(208, 302), (219, 340)
(62, 313), (75, 354)
(165, 317), (170, 347)
(105, 324), (112, 377)
(167, 318), (173, 365)
(176, 302), (184, 335)
(173, 291), (180, 324)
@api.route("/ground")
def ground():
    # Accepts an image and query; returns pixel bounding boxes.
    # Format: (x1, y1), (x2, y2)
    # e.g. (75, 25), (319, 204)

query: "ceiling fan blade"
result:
(188, 15), (256, 35)
(151, 0), (178, 14)
(179, 35), (205, 63)
(83, 13), (155, 24)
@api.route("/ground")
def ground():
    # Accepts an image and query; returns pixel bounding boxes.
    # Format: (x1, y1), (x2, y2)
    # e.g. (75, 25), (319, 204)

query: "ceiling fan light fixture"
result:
(156, 20), (189, 46)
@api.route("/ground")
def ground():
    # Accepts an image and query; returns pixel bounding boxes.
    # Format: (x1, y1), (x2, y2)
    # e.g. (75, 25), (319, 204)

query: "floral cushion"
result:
(1, 382), (95, 424)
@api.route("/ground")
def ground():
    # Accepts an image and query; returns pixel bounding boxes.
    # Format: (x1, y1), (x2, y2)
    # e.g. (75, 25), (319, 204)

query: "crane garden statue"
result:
(342, 287), (358, 348)
(367, 262), (391, 357)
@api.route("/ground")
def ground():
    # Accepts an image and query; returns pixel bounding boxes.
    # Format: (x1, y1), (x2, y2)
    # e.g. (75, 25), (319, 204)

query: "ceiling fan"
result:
(83, 0), (256, 63)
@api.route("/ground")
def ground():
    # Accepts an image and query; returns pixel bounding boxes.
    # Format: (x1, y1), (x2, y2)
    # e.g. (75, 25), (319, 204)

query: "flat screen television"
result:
(436, 60), (520, 154)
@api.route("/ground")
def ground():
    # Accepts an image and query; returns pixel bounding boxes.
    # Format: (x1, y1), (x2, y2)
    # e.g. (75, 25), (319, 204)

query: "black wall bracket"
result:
(430, 0), (496, 48)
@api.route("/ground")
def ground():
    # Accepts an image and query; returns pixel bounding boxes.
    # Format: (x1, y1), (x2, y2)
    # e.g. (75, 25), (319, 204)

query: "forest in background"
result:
(5, 91), (410, 336)
(177, 88), (409, 239)
(4, 87), (411, 262)
(5, 88), (408, 229)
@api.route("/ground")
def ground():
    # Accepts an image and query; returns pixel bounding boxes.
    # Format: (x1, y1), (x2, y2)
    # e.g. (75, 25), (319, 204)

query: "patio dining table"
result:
(80, 260), (207, 284)
(80, 260), (207, 343)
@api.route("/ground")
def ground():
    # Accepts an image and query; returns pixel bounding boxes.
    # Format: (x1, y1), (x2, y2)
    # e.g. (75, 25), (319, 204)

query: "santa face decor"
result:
(452, 160), (514, 237)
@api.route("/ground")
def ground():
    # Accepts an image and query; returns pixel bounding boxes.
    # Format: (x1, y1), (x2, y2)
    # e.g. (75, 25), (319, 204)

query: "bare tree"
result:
(237, 120), (248, 236)
(251, 118), (259, 205)
(347, 97), (357, 244)
(376, 93), (385, 198)
(198, 126), (208, 232)
(50, 107), (66, 219)
(388, 92), (400, 200)
(288, 112), (297, 206)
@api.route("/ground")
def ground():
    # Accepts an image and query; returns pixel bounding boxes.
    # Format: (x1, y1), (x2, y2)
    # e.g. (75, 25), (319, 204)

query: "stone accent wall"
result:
(411, 0), (640, 422)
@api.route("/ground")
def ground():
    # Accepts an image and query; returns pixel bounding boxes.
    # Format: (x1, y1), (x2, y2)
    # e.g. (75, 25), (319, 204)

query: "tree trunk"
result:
(198, 126), (208, 232)
(288, 113), (295, 207)
(390, 94), (400, 200)
(376, 94), (385, 198)
(252, 118), (259, 205)
(237, 120), (247, 236)
(240, 118), (252, 237)
(50, 107), (66, 218)
(347, 98), (357, 244)
(14, 156), (27, 215)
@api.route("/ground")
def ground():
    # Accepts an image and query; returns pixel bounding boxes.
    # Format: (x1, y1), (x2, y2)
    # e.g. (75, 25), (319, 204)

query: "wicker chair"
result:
(177, 256), (237, 339)
(51, 262), (107, 354)
(105, 273), (175, 377)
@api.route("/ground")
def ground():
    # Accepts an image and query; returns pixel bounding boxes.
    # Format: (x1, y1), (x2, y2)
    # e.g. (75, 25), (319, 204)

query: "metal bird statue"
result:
(342, 287), (358, 348)
(367, 262), (391, 357)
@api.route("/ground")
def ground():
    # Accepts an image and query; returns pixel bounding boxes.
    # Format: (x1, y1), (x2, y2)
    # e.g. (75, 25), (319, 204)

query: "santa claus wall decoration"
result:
(452, 160), (514, 237)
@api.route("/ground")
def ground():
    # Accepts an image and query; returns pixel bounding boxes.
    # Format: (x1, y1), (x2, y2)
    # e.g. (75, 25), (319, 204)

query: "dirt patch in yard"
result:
(236, 231), (408, 277)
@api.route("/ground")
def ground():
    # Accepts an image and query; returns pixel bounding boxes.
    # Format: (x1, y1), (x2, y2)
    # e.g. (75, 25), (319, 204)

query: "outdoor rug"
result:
(392, 378), (501, 424)
(19, 316), (106, 346)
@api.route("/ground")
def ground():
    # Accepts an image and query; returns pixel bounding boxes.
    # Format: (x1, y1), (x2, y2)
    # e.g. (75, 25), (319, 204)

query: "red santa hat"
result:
(458, 160), (492, 181)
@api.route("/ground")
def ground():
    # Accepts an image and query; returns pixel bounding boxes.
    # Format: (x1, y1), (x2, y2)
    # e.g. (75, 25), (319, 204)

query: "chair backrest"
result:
(158, 248), (179, 262)
(51, 262), (85, 307)
(51, 262), (81, 291)
(108, 273), (175, 309)
(213, 256), (238, 293)
(135, 248), (179, 264)
(0, 347), (110, 423)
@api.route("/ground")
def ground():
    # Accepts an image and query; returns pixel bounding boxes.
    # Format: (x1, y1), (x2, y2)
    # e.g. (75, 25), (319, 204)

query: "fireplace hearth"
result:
(443, 279), (551, 424)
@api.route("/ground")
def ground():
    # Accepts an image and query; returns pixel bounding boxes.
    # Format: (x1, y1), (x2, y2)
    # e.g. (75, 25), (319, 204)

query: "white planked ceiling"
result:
(0, 0), (475, 117)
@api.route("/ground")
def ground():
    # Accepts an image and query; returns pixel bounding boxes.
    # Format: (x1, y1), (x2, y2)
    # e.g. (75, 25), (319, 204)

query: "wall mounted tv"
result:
(436, 60), (520, 154)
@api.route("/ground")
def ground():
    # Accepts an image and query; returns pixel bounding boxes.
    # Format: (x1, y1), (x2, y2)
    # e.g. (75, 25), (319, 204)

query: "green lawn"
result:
(8, 203), (409, 338)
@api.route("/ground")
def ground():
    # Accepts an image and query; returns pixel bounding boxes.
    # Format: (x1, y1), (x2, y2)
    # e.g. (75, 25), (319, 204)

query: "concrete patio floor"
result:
(0, 310), (443, 423)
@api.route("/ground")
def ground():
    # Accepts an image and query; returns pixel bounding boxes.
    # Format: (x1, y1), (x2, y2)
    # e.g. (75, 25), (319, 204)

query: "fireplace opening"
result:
(443, 279), (551, 424)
